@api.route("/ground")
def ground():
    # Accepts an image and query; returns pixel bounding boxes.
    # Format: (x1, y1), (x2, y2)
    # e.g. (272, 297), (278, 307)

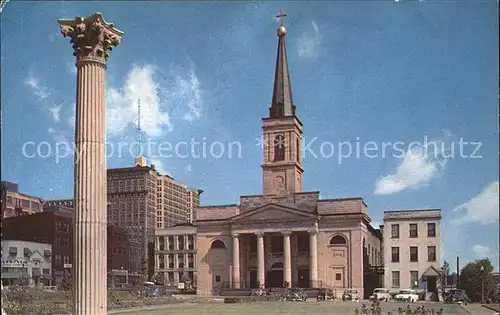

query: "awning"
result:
(422, 266), (441, 278)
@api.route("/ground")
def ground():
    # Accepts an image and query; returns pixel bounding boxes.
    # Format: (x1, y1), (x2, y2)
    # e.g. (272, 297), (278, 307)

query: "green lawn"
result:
(117, 301), (470, 315)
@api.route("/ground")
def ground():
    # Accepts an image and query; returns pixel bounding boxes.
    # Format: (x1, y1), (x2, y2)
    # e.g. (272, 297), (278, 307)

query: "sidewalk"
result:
(463, 303), (499, 315)
(109, 303), (195, 314)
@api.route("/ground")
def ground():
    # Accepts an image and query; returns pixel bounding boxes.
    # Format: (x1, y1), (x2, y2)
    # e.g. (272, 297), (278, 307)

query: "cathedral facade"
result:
(194, 15), (382, 297)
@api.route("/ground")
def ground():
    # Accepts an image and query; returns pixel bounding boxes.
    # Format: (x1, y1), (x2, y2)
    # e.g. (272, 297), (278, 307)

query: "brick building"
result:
(2, 206), (73, 285)
(2, 206), (131, 285)
(1, 181), (43, 218)
(193, 18), (383, 297)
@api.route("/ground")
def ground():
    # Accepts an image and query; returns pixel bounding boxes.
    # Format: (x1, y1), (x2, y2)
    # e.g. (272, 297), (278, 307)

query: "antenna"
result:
(137, 99), (142, 145)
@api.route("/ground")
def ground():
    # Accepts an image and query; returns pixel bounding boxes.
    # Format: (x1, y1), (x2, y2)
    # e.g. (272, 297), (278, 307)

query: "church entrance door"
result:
(249, 270), (257, 288)
(267, 270), (283, 287)
(298, 268), (310, 288)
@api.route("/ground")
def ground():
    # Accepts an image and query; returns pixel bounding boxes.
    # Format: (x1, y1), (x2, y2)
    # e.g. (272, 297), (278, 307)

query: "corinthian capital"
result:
(58, 12), (123, 64)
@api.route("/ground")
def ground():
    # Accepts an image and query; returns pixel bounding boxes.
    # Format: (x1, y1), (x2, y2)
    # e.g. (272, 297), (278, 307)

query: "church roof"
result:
(269, 9), (295, 119)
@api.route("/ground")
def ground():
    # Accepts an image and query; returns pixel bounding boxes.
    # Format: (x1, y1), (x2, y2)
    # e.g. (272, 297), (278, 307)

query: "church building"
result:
(194, 12), (382, 297)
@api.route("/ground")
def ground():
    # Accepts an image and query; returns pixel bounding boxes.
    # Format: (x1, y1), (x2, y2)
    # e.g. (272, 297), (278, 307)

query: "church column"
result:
(309, 230), (318, 288)
(58, 13), (122, 315)
(232, 234), (240, 289)
(256, 233), (265, 287)
(283, 231), (292, 288)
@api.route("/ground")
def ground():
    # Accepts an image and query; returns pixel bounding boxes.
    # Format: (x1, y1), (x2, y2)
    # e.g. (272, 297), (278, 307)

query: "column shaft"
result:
(73, 60), (107, 315)
(232, 235), (240, 288)
(283, 232), (292, 287)
(256, 233), (265, 288)
(309, 232), (318, 287)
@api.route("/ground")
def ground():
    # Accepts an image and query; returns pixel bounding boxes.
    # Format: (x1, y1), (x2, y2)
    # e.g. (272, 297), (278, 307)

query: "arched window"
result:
(210, 240), (226, 249)
(330, 235), (347, 245)
(274, 134), (285, 161)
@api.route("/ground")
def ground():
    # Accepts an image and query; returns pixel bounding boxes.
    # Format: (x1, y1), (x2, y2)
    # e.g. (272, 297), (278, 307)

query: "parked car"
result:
(342, 289), (360, 301)
(370, 288), (391, 301)
(286, 288), (307, 301)
(394, 289), (419, 302)
(139, 283), (170, 298)
(443, 289), (469, 304)
(317, 288), (335, 301)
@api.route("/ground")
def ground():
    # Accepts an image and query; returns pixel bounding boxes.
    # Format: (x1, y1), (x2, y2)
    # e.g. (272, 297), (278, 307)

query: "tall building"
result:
(107, 159), (158, 278)
(193, 13), (383, 297)
(383, 209), (442, 298)
(186, 189), (202, 223)
(1, 181), (43, 218)
(107, 156), (201, 280)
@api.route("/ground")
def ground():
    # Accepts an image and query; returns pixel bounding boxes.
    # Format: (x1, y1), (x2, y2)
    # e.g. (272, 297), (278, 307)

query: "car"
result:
(443, 289), (469, 304)
(317, 288), (335, 301)
(370, 288), (391, 302)
(342, 289), (360, 301)
(394, 289), (419, 302)
(286, 288), (307, 301)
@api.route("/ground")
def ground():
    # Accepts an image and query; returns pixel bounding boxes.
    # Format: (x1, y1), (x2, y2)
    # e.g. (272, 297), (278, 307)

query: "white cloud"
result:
(49, 103), (62, 122)
(185, 164), (193, 172)
(296, 20), (322, 60)
(48, 127), (55, 134)
(371, 221), (382, 229)
(107, 65), (174, 137)
(151, 159), (168, 175)
(374, 137), (449, 195)
(167, 68), (203, 122)
(450, 181), (499, 226)
(24, 75), (50, 100)
(473, 244), (491, 258)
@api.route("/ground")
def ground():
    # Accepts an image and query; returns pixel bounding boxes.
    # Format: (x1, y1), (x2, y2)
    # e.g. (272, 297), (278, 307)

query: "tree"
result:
(460, 258), (494, 302)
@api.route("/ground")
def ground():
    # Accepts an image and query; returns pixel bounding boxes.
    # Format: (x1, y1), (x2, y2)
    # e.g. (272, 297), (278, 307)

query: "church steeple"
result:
(262, 10), (304, 196)
(269, 9), (296, 119)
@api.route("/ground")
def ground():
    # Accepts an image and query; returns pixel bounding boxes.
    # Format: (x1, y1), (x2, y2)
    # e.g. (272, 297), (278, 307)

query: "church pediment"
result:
(230, 203), (317, 223)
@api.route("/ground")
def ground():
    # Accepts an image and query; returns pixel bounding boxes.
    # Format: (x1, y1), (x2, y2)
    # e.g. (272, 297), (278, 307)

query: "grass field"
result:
(118, 301), (470, 315)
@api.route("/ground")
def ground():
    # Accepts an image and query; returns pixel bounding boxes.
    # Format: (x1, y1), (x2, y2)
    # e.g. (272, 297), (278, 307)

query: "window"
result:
(215, 275), (221, 282)
(410, 247), (418, 262)
(274, 135), (285, 161)
(427, 223), (436, 237)
(409, 224), (418, 238)
(296, 138), (300, 163)
(391, 271), (400, 288)
(427, 246), (436, 262)
(336, 273), (342, 281)
(391, 247), (400, 263)
(391, 224), (399, 238)
(410, 271), (419, 288)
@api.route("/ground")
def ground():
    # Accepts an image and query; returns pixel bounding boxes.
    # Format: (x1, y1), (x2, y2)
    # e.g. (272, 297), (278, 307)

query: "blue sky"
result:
(1, 1), (498, 270)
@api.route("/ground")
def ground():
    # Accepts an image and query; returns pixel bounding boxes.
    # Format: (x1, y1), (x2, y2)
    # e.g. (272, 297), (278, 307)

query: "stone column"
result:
(309, 230), (318, 288)
(283, 231), (292, 287)
(256, 233), (265, 287)
(58, 13), (122, 315)
(232, 234), (240, 289)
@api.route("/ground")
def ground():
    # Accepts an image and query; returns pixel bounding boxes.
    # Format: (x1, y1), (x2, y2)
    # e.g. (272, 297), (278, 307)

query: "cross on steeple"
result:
(276, 9), (287, 26)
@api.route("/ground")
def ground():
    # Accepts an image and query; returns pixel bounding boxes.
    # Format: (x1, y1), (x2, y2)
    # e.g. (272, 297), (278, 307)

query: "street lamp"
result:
(480, 265), (485, 303)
